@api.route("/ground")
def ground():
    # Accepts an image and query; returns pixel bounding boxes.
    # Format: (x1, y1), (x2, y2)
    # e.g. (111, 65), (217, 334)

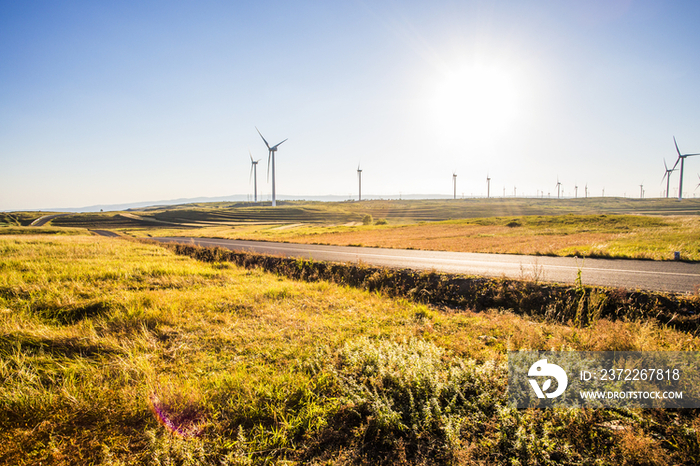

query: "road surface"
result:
(148, 237), (700, 294)
(90, 229), (121, 237)
(30, 214), (69, 226)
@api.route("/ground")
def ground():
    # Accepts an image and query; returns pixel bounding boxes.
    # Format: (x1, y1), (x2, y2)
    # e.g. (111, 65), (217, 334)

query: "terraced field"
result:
(8, 198), (700, 261)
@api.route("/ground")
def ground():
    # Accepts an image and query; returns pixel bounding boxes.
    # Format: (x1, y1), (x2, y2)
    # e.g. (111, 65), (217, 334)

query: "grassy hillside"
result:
(8, 197), (700, 260)
(0, 212), (53, 227)
(127, 214), (700, 261)
(22, 197), (700, 229)
(2, 233), (700, 464)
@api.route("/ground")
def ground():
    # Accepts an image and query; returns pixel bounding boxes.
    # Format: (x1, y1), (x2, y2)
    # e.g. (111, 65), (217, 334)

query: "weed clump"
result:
(311, 337), (506, 463)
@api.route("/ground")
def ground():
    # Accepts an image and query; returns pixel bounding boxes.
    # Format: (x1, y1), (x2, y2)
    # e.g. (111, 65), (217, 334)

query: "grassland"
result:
(14, 198), (700, 261)
(0, 212), (55, 227)
(2, 232), (700, 465)
(127, 213), (700, 262)
(127, 197), (700, 223)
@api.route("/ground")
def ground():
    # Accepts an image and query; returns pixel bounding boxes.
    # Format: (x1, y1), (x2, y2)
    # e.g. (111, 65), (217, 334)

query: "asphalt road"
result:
(30, 214), (69, 226)
(90, 229), (121, 237)
(150, 237), (700, 294)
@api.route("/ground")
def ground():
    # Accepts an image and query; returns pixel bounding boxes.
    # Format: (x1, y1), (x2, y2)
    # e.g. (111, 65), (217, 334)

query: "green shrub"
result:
(362, 214), (373, 225)
(318, 337), (506, 461)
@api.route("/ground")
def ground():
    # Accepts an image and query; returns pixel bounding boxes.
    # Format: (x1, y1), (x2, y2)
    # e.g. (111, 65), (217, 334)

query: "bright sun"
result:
(431, 64), (521, 143)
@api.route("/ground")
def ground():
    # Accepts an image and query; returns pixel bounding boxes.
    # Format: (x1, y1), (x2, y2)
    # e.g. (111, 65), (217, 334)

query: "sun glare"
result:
(431, 64), (521, 143)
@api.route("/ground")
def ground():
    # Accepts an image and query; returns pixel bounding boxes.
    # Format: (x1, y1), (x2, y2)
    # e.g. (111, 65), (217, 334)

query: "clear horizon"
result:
(3, 1), (700, 211)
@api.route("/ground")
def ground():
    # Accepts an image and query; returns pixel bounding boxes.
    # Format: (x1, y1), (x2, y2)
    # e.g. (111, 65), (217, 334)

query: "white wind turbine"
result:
(452, 172), (457, 200)
(555, 177), (562, 199)
(357, 164), (363, 201)
(486, 173), (491, 198)
(249, 150), (261, 203)
(661, 158), (677, 198)
(256, 127), (287, 207)
(673, 136), (700, 200)
(639, 182), (644, 199)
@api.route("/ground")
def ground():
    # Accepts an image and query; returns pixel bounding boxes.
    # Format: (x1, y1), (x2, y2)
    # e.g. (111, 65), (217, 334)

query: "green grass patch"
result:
(15, 198), (700, 261)
(2, 234), (700, 464)
(0, 226), (85, 236)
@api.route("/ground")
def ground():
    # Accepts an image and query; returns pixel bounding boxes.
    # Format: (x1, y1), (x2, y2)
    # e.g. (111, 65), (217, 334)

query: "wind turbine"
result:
(585, 184), (588, 198)
(673, 136), (700, 200)
(661, 158), (677, 198)
(256, 127), (287, 207)
(249, 150), (261, 203)
(555, 177), (562, 199)
(452, 172), (457, 200)
(639, 182), (644, 199)
(574, 184), (578, 198)
(357, 164), (362, 201)
(486, 173), (491, 198)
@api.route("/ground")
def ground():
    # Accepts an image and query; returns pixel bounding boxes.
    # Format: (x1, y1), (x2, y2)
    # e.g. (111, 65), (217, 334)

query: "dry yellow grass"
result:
(289, 223), (617, 255)
(124, 214), (700, 260)
(3, 233), (700, 464)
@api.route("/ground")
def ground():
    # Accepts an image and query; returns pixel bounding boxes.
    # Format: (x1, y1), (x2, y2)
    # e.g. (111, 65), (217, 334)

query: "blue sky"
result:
(2, 0), (700, 210)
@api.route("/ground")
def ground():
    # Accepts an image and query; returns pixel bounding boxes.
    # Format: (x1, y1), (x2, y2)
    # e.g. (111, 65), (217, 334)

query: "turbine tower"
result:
(357, 164), (362, 201)
(585, 184), (588, 198)
(249, 150), (261, 203)
(555, 178), (562, 199)
(673, 136), (700, 200)
(452, 172), (457, 200)
(639, 183), (644, 199)
(661, 159), (677, 198)
(574, 184), (578, 198)
(256, 127), (287, 207)
(486, 173), (491, 198)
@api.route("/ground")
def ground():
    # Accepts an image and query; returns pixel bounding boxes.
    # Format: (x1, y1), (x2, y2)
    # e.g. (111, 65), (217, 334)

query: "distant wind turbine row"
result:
(245, 131), (699, 204)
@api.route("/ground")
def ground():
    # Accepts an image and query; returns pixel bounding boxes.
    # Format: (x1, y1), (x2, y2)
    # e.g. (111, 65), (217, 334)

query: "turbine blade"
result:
(250, 164), (253, 182)
(672, 156), (681, 171)
(271, 138), (288, 151)
(249, 149), (254, 164)
(674, 136), (682, 158)
(267, 152), (271, 181)
(256, 127), (271, 150)
(664, 158), (668, 171)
